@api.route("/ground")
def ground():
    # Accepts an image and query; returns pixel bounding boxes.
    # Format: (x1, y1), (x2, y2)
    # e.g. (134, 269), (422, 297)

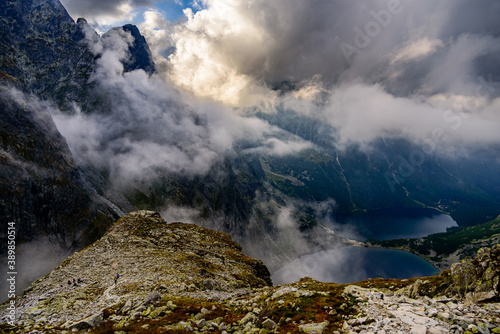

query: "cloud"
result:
(272, 248), (367, 285)
(138, 9), (175, 69)
(242, 138), (313, 157)
(53, 25), (312, 187)
(54, 0), (500, 190)
(0, 237), (64, 303)
(390, 38), (444, 64)
(278, 81), (500, 152)
(161, 0), (500, 110)
(60, 0), (137, 26)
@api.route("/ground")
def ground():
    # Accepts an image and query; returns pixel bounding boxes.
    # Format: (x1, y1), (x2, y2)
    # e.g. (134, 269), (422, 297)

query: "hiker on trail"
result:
(114, 273), (119, 285)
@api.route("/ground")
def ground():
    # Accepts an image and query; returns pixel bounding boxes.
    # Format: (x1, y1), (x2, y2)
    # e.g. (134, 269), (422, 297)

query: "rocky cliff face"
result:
(0, 0), (155, 112)
(0, 0), (95, 111)
(0, 85), (119, 294)
(0, 212), (499, 334)
(0, 86), (113, 247)
(114, 24), (156, 75)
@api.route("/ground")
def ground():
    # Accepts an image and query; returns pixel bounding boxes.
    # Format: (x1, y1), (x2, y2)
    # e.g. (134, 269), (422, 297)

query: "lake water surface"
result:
(335, 207), (458, 241)
(272, 247), (439, 285)
(272, 208), (455, 285)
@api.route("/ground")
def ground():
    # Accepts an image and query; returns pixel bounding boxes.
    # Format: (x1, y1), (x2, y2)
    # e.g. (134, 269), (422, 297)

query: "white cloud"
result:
(390, 38), (444, 64)
(276, 80), (500, 153)
(53, 25), (313, 187)
(57, 0), (500, 180)
(137, 10), (175, 71)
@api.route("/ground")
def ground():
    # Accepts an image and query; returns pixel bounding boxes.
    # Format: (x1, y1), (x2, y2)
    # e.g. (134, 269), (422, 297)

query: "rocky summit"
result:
(1, 212), (500, 334)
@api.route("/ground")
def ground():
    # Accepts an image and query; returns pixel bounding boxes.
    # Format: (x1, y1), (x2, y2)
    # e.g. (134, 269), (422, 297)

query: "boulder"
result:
(449, 245), (500, 302)
(299, 321), (329, 333)
(143, 291), (161, 305)
(69, 313), (103, 329)
(262, 318), (277, 331)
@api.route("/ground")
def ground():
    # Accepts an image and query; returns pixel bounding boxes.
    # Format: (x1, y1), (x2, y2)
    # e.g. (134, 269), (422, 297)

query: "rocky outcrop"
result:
(115, 24), (155, 75)
(0, 211), (271, 330)
(449, 245), (500, 303)
(341, 284), (500, 334)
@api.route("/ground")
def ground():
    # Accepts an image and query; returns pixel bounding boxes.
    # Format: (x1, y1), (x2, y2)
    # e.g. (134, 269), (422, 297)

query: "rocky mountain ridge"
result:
(2, 0), (500, 287)
(0, 211), (499, 334)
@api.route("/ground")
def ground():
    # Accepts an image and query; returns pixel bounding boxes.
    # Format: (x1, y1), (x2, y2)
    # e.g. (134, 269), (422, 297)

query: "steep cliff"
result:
(0, 0), (156, 290)
(0, 0), (95, 111)
(0, 85), (119, 294)
(0, 0), (155, 112)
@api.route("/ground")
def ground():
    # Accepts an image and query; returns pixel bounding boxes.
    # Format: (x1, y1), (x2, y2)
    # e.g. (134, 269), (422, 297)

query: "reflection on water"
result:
(272, 246), (439, 285)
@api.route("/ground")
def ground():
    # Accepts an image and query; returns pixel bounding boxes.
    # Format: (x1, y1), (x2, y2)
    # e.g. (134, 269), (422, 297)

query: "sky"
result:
(60, 0), (196, 27)
(56, 0), (500, 172)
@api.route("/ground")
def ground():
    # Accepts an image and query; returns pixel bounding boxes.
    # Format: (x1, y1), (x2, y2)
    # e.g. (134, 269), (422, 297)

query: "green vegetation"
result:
(368, 217), (500, 263)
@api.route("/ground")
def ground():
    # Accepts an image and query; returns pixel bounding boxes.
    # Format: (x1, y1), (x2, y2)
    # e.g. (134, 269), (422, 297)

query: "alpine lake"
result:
(272, 208), (456, 285)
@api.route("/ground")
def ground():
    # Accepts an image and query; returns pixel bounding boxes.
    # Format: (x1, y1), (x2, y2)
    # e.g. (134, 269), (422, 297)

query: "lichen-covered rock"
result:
(299, 321), (329, 333)
(262, 318), (277, 330)
(69, 313), (103, 329)
(449, 245), (500, 303)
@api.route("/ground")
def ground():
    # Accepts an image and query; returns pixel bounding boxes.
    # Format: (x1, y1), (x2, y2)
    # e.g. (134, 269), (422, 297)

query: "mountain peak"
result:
(105, 24), (156, 75)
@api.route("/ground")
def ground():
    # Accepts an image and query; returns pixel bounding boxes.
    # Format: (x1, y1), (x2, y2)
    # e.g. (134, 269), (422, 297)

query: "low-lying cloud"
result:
(53, 26), (313, 187)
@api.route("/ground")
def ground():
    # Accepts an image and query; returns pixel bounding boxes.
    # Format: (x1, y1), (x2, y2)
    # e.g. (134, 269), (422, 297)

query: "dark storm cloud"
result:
(166, 0), (500, 101)
(60, 0), (159, 25)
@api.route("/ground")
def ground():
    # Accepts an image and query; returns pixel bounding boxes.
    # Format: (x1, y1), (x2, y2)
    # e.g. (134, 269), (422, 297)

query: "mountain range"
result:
(1, 0), (500, 298)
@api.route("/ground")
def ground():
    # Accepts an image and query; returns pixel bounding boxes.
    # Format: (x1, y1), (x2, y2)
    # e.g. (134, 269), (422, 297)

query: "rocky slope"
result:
(0, 211), (499, 334)
(0, 211), (272, 331)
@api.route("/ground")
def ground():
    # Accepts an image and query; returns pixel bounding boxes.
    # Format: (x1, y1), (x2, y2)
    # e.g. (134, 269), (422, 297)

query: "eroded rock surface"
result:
(450, 245), (500, 304)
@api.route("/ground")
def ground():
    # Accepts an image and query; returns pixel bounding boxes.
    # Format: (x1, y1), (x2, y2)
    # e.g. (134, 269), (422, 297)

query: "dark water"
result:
(334, 207), (457, 241)
(273, 208), (453, 285)
(272, 246), (439, 285)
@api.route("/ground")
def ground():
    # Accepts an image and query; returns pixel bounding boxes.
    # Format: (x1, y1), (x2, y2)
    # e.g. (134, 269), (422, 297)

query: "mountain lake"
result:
(272, 208), (456, 285)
